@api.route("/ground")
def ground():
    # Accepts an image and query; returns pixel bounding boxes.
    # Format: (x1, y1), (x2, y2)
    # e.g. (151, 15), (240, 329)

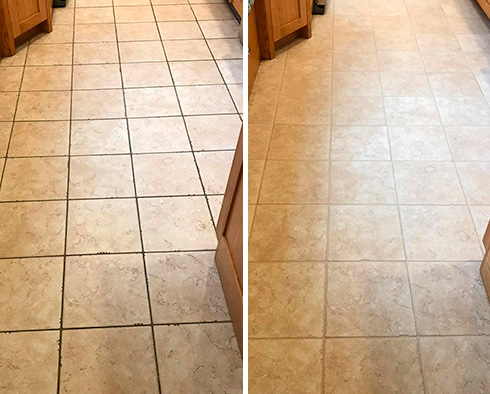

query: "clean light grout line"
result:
(55, 0), (77, 391)
(112, 4), (162, 393)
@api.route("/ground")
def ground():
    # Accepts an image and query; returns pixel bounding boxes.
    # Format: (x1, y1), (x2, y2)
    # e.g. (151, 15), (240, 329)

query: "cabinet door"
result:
(7, 0), (48, 37)
(270, 0), (308, 42)
(231, 0), (243, 17)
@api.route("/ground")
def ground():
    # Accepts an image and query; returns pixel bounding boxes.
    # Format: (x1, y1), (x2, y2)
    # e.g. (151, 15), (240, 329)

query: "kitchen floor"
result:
(249, 0), (490, 392)
(0, 0), (242, 392)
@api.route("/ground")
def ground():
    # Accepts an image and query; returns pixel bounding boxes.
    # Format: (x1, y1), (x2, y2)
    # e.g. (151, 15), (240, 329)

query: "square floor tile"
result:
(0, 201), (66, 258)
(0, 67), (23, 91)
(385, 96), (440, 125)
(74, 23), (116, 43)
(71, 119), (130, 155)
(469, 205), (490, 246)
(248, 160), (264, 205)
(154, 4), (194, 21)
(0, 157), (68, 201)
(409, 261), (490, 335)
(116, 22), (160, 41)
(268, 124), (330, 160)
(22, 66), (72, 91)
(63, 254), (150, 327)
(327, 262), (415, 336)
(380, 71), (432, 96)
(0, 122), (11, 156)
(147, 252), (229, 323)
(125, 87), (180, 117)
(456, 33), (490, 52)
(128, 117), (190, 153)
(186, 114), (242, 151)
(249, 262), (325, 337)
(0, 92), (18, 121)
(67, 199), (142, 254)
(199, 20), (239, 39)
(400, 205), (482, 260)
(121, 62), (172, 88)
(16, 91), (71, 121)
(158, 21), (203, 40)
(133, 153), (202, 196)
(118, 41), (166, 63)
(416, 33), (461, 52)
(74, 42), (119, 64)
(330, 161), (396, 204)
(207, 38), (242, 59)
(30, 24), (73, 45)
(60, 327), (159, 393)
(333, 96), (385, 125)
(248, 123), (272, 159)
(329, 205), (405, 261)
(75, 7), (114, 24)
(164, 40), (212, 61)
(280, 68), (330, 96)
(192, 4), (234, 20)
(154, 323), (242, 392)
(436, 97), (490, 125)
(259, 160), (329, 204)
(388, 126), (452, 161)
(333, 71), (381, 96)
(331, 126), (390, 160)
(446, 126), (490, 161)
(0, 44), (27, 67)
(73, 64), (122, 89)
(177, 85), (236, 115)
(139, 196), (216, 251)
(195, 150), (234, 194)
(0, 257), (63, 331)
(333, 49), (379, 72)
(72, 89), (125, 120)
(377, 50), (424, 71)
(394, 161), (466, 204)
(456, 162), (490, 204)
(421, 51), (470, 72)
(114, 6), (154, 23)
(249, 205), (328, 262)
(69, 155), (134, 198)
(249, 93), (279, 124)
(375, 30), (418, 51)
(428, 72), (482, 96)
(8, 121), (68, 157)
(419, 336), (490, 394)
(26, 44), (72, 65)
(170, 61), (223, 85)
(249, 339), (323, 394)
(276, 93), (331, 125)
(324, 338), (424, 394)
(0, 331), (59, 393)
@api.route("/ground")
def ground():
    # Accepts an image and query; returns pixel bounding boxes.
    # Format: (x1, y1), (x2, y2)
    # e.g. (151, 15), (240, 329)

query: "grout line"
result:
(250, 332), (490, 340)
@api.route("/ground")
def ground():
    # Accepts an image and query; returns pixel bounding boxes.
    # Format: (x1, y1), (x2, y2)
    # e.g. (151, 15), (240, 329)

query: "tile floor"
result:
(249, 0), (490, 392)
(0, 0), (243, 392)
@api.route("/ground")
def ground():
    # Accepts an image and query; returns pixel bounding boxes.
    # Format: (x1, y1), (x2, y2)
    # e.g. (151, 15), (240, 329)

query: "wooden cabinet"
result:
(228, 0), (243, 17)
(215, 129), (243, 355)
(255, 0), (312, 59)
(248, 5), (261, 97)
(477, 0), (490, 20)
(0, 0), (52, 57)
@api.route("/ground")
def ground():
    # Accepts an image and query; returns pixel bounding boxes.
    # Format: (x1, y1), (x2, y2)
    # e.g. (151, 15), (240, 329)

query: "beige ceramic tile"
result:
(208, 195), (223, 223)
(71, 119), (129, 155)
(74, 24), (116, 43)
(330, 161), (396, 204)
(329, 205), (405, 261)
(121, 62), (172, 88)
(125, 87), (180, 117)
(16, 91), (71, 121)
(276, 93), (331, 125)
(333, 49), (379, 72)
(334, 31), (376, 51)
(384, 96), (440, 125)
(268, 124), (330, 160)
(428, 72), (482, 96)
(394, 162), (466, 204)
(409, 261), (490, 335)
(0, 122), (12, 156)
(158, 21), (203, 40)
(249, 339), (323, 394)
(249, 262), (325, 337)
(67, 199), (142, 254)
(154, 323), (242, 392)
(192, 4), (234, 20)
(456, 33), (490, 52)
(153, 4), (194, 21)
(69, 155), (134, 199)
(9, 121), (69, 157)
(327, 262), (415, 336)
(26, 43), (72, 66)
(249, 205), (328, 262)
(164, 40), (212, 61)
(186, 114), (241, 151)
(416, 33), (461, 51)
(75, 7), (115, 24)
(73, 64), (122, 89)
(114, 6), (154, 23)
(177, 85), (236, 115)
(410, 17), (452, 34)
(332, 96), (385, 125)
(0, 157), (68, 201)
(133, 153), (202, 196)
(422, 51), (471, 73)
(248, 123), (272, 159)
(60, 327), (159, 394)
(377, 51), (424, 71)
(446, 126), (490, 160)
(335, 0), (371, 15)
(0, 257), (62, 330)
(74, 42), (119, 64)
(252, 67), (284, 95)
(228, 84), (242, 112)
(207, 38), (242, 59)
(199, 20), (239, 39)
(0, 92), (18, 121)
(286, 50), (333, 73)
(0, 331), (59, 393)
(380, 71), (432, 96)
(324, 338), (424, 394)
(63, 254), (150, 327)
(436, 97), (490, 125)
(400, 205), (482, 260)
(259, 160), (329, 204)
(72, 89), (125, 119)
(456, 162), (490, 205)
(248, 159), (264, 204)
(470, 205), (490, 246)
(22, 66), (72, 91)
(138, 196), (216, 251)
(448, 16), (490, 35)
(116, 22), (160, 41)
(388, 126), (452, 161)
(375, 30), (418, 51)
(128, 117), (190, 153)
(248, 94), (278, 124)
(217, 59), (243, 84)
(466, 52), (490, 73)
(0, 67), (23, 91)
(147, 252), (229, 323)
(419, 336), (490, 394)
(195, 150), (234, 194)
(0, 44), (27, 67)
(170, 60), (223, 85)
(118, 41), (166, 63)
(0, 201), (66, 258)
(331, 126), (390, 160)
(333, 71), (381, 96)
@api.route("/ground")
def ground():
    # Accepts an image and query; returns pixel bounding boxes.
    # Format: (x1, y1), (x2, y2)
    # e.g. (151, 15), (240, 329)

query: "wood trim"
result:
(254, 0), (275, 60)
(0, 0), (16, 56)
(476, 0), (490, 19)
(248, 5), (261, 97)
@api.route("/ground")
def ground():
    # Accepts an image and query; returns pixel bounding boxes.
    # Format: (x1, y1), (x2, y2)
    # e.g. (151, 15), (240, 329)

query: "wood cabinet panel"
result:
(477, 0), (490, 20)
(271, 0), (308, 41)
(7, 0), (48, 37)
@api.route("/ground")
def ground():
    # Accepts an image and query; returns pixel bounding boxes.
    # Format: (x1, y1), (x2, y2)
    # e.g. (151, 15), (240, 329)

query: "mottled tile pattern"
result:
(0, 2), (241, 391)
(249, 1), (490, 392)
